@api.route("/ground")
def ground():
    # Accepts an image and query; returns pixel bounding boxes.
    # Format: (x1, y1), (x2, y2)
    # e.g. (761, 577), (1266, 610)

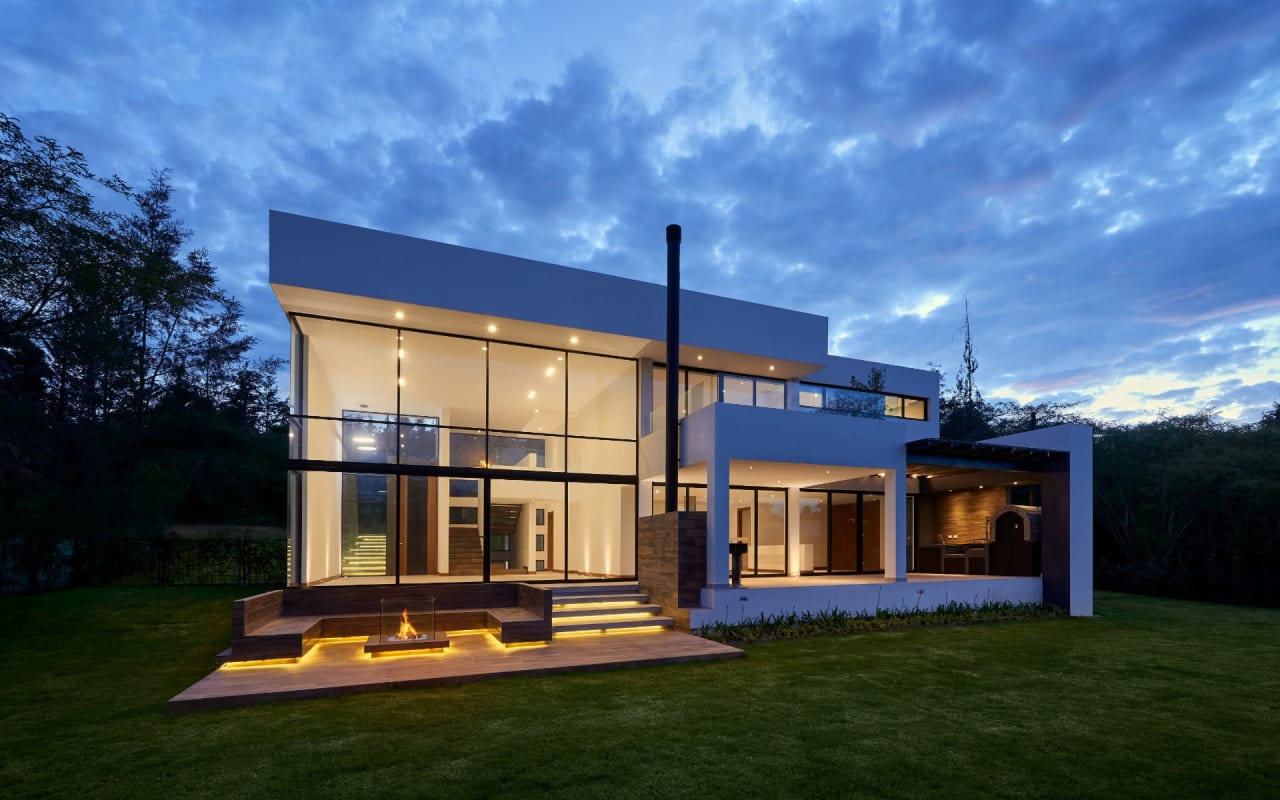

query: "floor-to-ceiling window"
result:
(289, 315), (637, 585)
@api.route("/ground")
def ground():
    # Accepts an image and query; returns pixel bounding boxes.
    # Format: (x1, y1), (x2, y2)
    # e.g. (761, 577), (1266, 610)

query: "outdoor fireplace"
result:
(363, 597), (450, 656)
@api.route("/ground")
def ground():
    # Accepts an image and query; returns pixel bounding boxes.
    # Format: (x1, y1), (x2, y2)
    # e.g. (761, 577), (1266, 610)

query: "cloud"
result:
(5, 0), (1279, 424)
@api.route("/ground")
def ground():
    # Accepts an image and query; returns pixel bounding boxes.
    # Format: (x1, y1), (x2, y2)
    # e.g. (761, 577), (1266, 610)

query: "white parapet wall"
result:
(689, 576), (1043, 629)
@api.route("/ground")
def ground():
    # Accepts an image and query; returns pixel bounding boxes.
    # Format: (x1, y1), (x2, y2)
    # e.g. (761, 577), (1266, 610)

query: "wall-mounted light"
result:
(398, 377), (405, 386)
(545, 366), (555, 377)
(398, 349), (405, 358)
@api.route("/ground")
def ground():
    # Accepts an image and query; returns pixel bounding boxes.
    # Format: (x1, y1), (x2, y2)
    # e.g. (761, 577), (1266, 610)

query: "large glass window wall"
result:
(289, 315), (638, 585)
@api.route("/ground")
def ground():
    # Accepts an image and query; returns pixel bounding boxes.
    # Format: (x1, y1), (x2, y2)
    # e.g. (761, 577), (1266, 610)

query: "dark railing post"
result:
(665, 224), (681, 513)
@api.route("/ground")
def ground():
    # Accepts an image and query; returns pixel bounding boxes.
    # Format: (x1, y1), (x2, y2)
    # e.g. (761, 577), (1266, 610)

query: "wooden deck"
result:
(169, 630), (742, 713)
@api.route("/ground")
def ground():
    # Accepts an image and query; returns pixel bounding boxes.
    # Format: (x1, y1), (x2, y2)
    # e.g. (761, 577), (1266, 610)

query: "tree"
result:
(1260, 401), (1280, 428)
(0, 117), (288, 590)
(939, 299), (996, 440)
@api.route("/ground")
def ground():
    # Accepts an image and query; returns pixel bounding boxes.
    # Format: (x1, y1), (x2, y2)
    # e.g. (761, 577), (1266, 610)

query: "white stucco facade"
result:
(271, 211), (1093, 617)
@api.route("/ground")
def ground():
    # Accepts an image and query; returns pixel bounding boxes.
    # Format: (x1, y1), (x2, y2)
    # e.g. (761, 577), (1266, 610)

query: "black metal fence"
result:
(0, 536), (287, 594)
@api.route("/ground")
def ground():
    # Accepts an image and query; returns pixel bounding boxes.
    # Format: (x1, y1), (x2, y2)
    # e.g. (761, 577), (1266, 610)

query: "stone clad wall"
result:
(637, 512), (707, 627)
(931, 487), (1009, 544)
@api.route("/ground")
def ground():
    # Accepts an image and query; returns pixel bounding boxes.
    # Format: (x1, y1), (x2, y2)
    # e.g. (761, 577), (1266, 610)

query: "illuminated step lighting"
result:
(552, 601), (646, 610)
(553, 625), (669, 638)
(553, 612), (662, 625)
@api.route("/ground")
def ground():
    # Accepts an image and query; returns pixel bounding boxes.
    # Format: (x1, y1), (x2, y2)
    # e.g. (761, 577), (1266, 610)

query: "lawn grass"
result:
(1, 588), (1276, 799)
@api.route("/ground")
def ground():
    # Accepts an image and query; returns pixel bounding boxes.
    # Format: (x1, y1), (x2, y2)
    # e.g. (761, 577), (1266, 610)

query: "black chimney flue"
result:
(664, 224), (681, 513)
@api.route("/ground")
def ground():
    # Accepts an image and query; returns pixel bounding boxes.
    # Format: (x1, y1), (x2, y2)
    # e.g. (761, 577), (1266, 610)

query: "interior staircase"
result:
(449, 526), (484, 576)
(342, 533), (387, 577)
(550, 583), (674, 635)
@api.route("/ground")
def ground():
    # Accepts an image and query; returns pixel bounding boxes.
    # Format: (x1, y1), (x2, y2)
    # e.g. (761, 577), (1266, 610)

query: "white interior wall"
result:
(304, 471), (341, 583)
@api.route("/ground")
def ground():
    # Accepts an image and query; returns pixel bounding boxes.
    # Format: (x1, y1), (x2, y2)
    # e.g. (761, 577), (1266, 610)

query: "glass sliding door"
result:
(830, 494), (858, 571)
(797, 493), (828, 573)
(755, 490), (786, 574)
(801, 490), (886, 574)
(861, 495), (883, 572)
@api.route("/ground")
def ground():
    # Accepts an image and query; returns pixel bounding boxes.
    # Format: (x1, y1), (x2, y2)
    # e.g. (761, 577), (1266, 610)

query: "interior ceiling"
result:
(670, 459), (883, 488)
(665, 459), (1040, 492)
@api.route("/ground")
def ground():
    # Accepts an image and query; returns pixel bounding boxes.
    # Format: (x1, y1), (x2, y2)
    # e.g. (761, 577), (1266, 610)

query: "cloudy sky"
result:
(6, 0), (1279, 423)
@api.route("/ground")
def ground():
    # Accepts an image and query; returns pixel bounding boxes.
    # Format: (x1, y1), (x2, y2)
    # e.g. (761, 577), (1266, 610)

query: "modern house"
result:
(271, 211), (1092, 631)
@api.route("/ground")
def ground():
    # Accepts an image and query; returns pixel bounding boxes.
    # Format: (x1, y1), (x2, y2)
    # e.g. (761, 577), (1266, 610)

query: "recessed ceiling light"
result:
(357, 446), (376, 452)
(877, 472), (886, 477)
(481, 345), (488, 351)
(979, 485), (984, 489)
(557, 355), (563, 361)
(394, 311), (405, 320)
(1013, 481), (1019, 485)
(487, 323), (498, 333)
(352, 436), (374, 443)
(545, 367), (555, 377)
(768, 365), (775, 371)
(697, 354), (703, 361)
(527, 390), (536, 400)
(569, 335), (579, 345)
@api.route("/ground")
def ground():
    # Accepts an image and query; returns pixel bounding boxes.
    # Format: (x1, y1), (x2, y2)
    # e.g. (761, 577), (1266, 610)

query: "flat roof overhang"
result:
(906, 438), (1064, 475)
(274, 282), (825, 377)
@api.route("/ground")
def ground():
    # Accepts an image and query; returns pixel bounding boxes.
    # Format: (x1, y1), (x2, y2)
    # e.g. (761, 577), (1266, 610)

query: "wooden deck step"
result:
(550, 583), (640, 598)
(552, 604), (662, 619)
(553, 593), (651, 607)
(553, 617), (674, 634)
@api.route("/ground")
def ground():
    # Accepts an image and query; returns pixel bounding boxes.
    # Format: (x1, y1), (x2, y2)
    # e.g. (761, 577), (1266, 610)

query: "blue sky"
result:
(5, 0), (1279, 423)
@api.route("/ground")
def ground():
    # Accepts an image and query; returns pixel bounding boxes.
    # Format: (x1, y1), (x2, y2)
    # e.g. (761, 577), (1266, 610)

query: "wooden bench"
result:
(219, 584), (553, 664)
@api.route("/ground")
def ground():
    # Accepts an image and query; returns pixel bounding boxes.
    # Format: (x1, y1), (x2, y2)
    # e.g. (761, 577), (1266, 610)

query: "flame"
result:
(397, 607), (419, 640)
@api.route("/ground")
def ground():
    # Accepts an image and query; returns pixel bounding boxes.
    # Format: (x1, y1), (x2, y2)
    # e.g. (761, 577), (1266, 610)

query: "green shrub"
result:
(696, 600), (1064, 643)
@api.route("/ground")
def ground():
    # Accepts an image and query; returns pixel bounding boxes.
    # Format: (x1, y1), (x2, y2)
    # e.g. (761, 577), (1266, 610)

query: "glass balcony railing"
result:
(797, 384), (927, 420)
(643, 378), (927, 433)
